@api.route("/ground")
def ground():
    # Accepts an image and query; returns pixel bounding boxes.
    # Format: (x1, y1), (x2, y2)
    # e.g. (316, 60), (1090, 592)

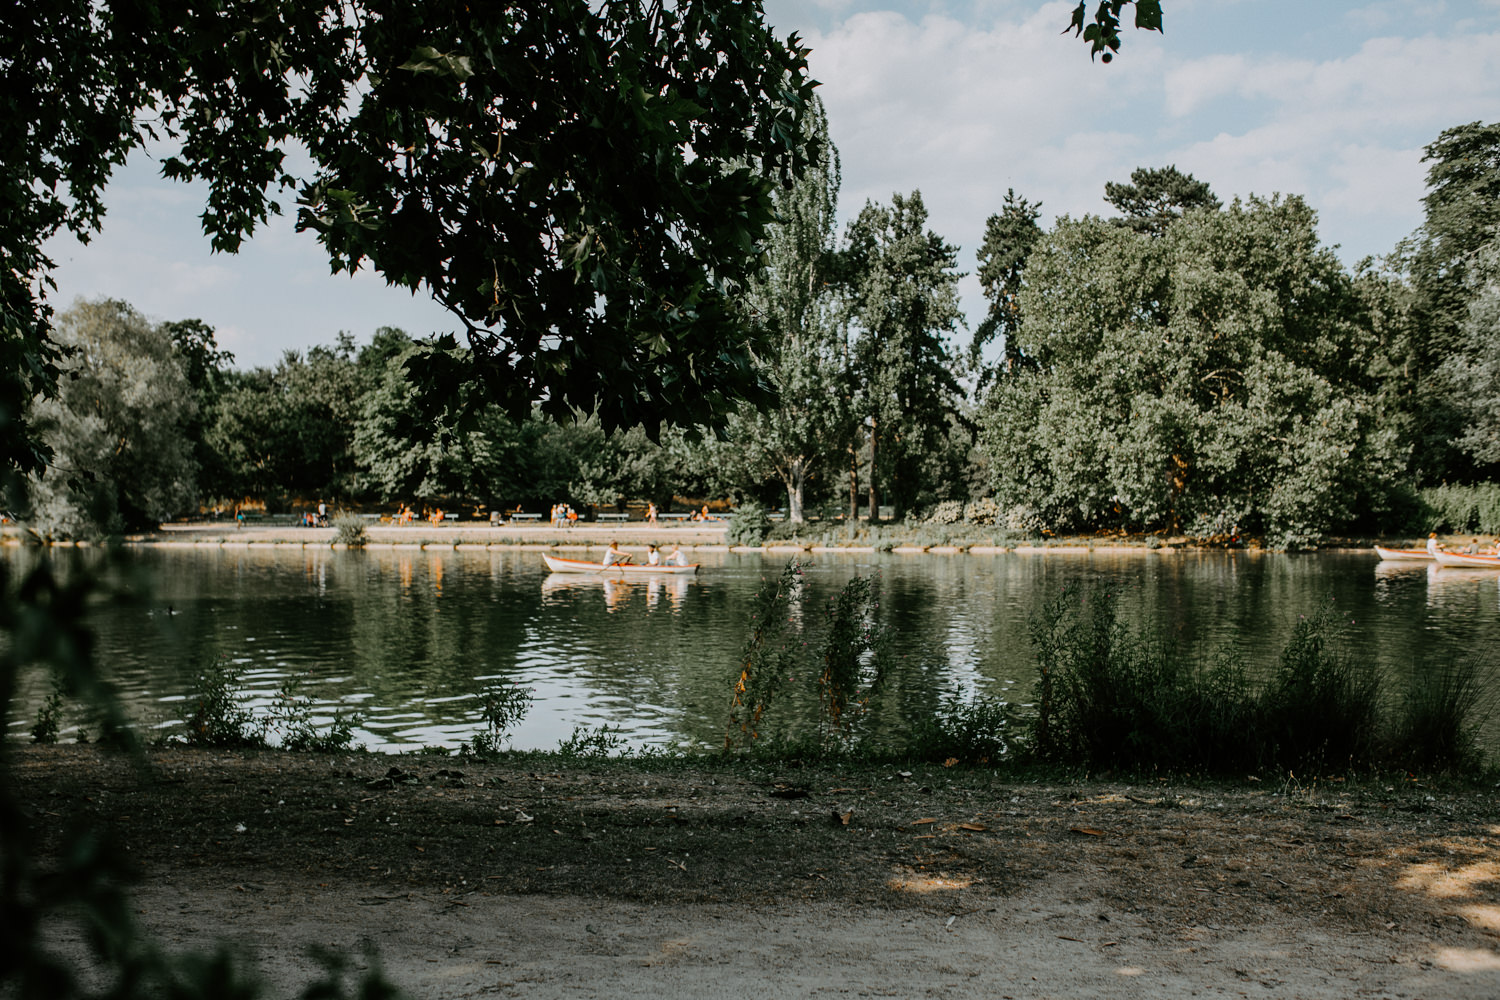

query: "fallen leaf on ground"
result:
(1070, 826), (1105, 837)
(958, 823), (988, 832)
(912, 817), (936, 825)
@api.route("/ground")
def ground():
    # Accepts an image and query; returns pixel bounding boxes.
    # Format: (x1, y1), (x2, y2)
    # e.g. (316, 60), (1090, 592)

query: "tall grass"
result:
(1025, 587), (1489, 776)
(1389, 658), (1492, 774)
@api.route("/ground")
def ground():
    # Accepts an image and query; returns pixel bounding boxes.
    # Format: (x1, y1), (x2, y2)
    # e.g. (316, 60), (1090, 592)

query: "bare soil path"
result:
(14, 746), (1500, 998)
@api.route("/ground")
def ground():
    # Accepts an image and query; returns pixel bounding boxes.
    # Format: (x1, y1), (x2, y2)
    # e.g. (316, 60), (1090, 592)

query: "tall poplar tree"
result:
(731, 98), (849, 522)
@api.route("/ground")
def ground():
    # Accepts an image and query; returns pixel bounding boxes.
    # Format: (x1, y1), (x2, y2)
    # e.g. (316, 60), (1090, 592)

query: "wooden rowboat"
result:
(1373, 545), (1434, 562)
(542, 553), (698, 576)
(1432, 550), (1500, 569)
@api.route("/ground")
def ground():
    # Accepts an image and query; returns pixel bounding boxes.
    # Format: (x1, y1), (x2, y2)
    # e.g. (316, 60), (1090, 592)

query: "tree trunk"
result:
(866, 416), (878, 522)
(848, 448), (858, 521)
(786, 457), (807, 523)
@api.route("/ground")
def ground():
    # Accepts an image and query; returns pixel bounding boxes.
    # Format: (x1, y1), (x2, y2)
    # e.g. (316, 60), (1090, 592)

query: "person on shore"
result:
(667, 545), (688, 566)
(317, 500), (328, 526)
(646, 543), (661, 566)
(646, 501), (658, 524)
(567, 506), (579, 528)
(602, 540), (631, 567)
(235, 506), (244, 529)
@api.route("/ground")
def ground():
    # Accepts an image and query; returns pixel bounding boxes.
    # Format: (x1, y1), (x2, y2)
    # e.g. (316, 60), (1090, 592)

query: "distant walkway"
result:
(145, 521), (731, 547)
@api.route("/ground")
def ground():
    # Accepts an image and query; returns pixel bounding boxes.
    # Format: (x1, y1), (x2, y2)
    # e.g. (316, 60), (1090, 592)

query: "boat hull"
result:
(542, 554), (698, 575)
(1432, 550), (1500, 569)
(1374, 546), (1434, 562)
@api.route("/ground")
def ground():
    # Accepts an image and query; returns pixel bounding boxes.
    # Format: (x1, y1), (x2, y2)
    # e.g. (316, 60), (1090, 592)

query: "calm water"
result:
(5, 546), (1497, 751)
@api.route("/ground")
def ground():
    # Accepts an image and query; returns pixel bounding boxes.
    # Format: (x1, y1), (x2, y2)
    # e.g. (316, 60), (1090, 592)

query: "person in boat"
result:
(1464, 538), (1480, 554)
(646, 543), (661, 566)
(667, 545), (688, 566)
(601, 540), (632, 567)
(1427, 532), (1442, 555)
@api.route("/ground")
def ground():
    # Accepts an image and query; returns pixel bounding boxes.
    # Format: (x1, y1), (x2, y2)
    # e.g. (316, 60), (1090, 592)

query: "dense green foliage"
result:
(3, 0), (817, 506)
(980, 196), (1407, 546)
(12, 114), (1500, 544)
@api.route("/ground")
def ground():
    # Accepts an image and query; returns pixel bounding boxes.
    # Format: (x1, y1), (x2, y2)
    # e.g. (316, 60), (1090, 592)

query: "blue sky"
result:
(42, 0), (1500, 369)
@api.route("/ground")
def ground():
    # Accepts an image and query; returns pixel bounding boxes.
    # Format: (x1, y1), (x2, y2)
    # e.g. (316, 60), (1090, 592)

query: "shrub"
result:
(907, 692), (1014, 764)
(271, 679), (363, 752)
(556, 723), (628, 757)
(726, 498), (771, 545)
(183, 658), (266, 747)
(925, 500), (964, 525)
(332, 513), (367, 546)
(964, 497), (1002, 525)
(468, 681), (532, 756)
(30, 679), (64, 744)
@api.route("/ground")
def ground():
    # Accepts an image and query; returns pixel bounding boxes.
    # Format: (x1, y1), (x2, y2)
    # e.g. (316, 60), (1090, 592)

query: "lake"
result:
(4, 545), (1496, 752)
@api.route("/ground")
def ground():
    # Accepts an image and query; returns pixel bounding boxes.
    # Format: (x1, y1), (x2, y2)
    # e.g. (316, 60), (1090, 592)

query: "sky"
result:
(41, 0), (1500, 369)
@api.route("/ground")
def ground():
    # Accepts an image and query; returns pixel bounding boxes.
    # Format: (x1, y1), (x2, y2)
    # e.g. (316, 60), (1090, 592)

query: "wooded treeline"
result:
(20, 113), (1500, 545)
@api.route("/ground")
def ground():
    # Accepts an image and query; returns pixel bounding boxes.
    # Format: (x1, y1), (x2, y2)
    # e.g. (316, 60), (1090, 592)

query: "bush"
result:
(332, 513), (367, 546)
(726, 498), (771, 545)
(925, 500), (964, 525)
(271, 679), (363, 752)
(183, 658), (266, 747)
(468, 681), (532, 756)
(907, 692), (1014, 764)
(964, 497), (1002, 525)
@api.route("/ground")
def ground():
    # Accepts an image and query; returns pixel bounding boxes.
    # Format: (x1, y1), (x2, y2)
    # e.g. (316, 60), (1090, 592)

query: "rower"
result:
(601, 541), (632, 567)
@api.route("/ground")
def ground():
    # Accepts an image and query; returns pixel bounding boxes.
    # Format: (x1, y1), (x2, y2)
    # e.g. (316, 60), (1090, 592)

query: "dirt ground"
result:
(12, 745), (1500, 998)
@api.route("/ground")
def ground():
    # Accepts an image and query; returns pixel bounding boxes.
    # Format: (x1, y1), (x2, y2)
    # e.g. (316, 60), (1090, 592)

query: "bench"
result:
(657, 512), (692, 521)
(597, 513), (630, 523)
(505, 512), (543, 523)
(444, 512), (459, 521)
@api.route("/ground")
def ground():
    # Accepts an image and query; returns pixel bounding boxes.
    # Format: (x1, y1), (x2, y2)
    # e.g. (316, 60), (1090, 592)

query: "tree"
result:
(1443, 237), (1500, 463)
(843, 192), (966, 519)
(1064, 1), (1163, 63)
(981, 197), (1405, 545)
(352, 344), (519, 505)
(973, 189), (1044, 376)
(1385, 121), (1500, 484)
(1104, 166), (1220, 237)
(3, 1), (817, 491)
(731, 98), (851, 522)
(25, 300), (197, 537)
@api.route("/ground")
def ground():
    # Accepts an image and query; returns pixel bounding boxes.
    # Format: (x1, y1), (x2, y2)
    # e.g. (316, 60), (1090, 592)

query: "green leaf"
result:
(398, 46), (475, 81)
(1135, 0), (1164, 33)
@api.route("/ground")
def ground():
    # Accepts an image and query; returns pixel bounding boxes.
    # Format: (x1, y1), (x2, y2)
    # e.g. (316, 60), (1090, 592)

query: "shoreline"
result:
(0, 520), (1408, 556)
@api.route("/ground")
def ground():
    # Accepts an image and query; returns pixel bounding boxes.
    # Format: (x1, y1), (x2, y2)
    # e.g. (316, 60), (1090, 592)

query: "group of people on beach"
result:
(550, 503), (580, 527)
(601, 541), (689, 567)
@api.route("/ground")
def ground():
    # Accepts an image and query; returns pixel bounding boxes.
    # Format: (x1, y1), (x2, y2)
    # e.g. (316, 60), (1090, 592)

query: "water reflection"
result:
(4, 546), (1497, 753)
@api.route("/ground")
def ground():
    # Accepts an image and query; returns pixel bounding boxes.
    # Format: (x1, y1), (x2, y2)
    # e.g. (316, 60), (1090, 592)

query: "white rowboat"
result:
(1432, 550), (1500, 569)
(542, 554), (698, 575)
(1373, 545), (1434, 562)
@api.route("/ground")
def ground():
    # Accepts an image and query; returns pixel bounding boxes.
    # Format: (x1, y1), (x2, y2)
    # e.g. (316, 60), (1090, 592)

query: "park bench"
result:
(504, 512), (543, 523)
(597, 512), (630, 523)
(657, 512), (692, 521)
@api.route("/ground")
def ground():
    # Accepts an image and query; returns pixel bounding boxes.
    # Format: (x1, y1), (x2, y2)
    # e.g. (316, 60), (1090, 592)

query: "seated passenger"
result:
(646, 544), (661, 566)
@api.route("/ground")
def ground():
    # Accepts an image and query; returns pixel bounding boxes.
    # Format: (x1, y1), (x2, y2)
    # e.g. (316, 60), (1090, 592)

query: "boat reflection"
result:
(1424, 563), (1500, 611)
(541, 572), (691, 613)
